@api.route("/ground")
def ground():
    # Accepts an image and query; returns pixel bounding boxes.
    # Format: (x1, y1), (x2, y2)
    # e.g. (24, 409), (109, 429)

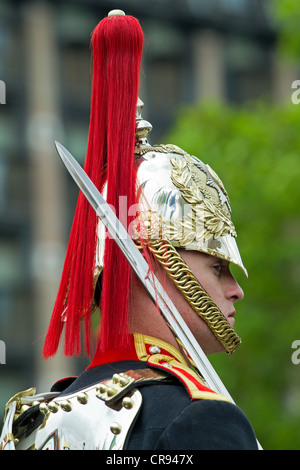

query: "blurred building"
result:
(0, 0), (295, 415)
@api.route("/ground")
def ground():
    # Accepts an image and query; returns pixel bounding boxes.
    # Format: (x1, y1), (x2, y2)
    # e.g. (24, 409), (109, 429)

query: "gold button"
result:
(118, 376), (130, 387)
(106, 386), (117, 397)
(122, 397), (134, 409)
(77, 393), (88, 405)
(39, 403), (49, 415)
(110, 422), (122, 435)
(98, 384), (108, 394)
(60, 400), (72, 412)
(48, 402), (59, 413)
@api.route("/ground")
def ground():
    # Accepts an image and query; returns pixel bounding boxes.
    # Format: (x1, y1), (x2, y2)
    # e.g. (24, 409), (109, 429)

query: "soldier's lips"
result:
(227, 311), (236, 326)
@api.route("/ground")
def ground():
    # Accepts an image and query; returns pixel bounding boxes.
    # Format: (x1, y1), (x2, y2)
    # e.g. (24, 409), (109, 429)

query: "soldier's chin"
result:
(195, 324), (228, 356)
(205, 337), (227, 356)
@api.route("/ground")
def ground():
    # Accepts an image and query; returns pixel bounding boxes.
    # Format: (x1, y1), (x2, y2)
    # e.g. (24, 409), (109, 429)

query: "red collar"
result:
(87, 333), (230, 402)
(87, 333), (188, 369)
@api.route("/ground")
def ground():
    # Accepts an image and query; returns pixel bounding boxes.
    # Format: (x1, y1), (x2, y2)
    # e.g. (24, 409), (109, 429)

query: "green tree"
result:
(165, 100), (300, 450)
(271, 0), (300, 60)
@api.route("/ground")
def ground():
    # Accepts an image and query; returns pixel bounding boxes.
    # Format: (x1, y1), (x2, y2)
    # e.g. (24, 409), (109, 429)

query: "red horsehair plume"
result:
(43, 12), (144, 358)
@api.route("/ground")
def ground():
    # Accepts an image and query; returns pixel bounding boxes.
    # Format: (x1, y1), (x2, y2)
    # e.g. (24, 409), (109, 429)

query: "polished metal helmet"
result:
(95, 98), (246, 354)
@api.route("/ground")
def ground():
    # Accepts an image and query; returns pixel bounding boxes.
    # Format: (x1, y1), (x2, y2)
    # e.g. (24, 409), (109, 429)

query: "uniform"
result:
(1, 10), (260, 451)
(1, 335), (258, 450)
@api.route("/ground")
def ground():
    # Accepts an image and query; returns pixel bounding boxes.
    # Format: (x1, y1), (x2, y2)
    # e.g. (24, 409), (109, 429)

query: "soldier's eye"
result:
(213, 264), (222, 274)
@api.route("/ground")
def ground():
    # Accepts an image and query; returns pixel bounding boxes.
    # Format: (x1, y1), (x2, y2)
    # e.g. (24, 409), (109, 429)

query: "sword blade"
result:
(55, 141), (231, 386)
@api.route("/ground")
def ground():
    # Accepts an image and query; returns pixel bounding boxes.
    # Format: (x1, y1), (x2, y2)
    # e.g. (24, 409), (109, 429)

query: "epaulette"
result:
(93, 367), (172, 407)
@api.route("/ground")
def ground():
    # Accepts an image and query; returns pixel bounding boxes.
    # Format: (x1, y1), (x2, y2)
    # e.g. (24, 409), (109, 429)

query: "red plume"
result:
(43, 14), (144, 358)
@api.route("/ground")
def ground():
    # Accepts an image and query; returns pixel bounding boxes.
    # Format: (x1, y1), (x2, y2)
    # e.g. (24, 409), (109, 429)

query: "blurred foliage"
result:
(165, 100), (300, 449)
(270, 0), (300, 61)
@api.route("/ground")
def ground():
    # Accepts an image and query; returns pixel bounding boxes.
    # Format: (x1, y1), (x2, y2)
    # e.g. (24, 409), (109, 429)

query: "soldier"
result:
(0, 11), (259, 450)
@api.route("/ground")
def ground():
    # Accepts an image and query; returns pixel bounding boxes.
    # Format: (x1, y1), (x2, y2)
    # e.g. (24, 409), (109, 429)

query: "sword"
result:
(55, 141), (262, 449)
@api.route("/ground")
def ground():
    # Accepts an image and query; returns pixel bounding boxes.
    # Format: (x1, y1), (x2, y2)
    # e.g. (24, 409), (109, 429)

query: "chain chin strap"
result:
(139, 237), (241, 355)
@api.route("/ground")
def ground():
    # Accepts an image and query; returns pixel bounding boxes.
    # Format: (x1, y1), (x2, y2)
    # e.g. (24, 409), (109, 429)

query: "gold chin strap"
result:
(141, 237), (241, 355)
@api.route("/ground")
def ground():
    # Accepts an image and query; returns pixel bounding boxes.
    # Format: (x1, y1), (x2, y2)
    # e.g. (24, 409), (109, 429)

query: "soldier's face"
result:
(129, 247), (244, 355)
(173, 249), (244, 354)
